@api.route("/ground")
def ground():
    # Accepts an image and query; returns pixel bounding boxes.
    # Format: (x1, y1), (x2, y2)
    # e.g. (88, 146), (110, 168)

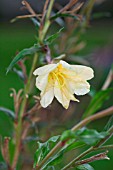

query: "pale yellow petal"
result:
(60, 60), (94, 80)
(54, 81), (78, 109)
(74, 81), (90, 95)
(71, 65), (94, 80)
(33, 64), (58, 76)
(40, 85), (54, 108)
(36, 74), (49, 91)
(54, 87), (70, 109)
(60, 60), (72, 70)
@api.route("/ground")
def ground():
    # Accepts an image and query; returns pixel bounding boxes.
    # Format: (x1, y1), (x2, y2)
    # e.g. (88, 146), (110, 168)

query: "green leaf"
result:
(42, 141), (85, 170)
(33, 136), (60, 168)
(77, 164), (94, 170)
(75, 127), (108, 146)
(65, 141), (85, 153)
(83, 88), (113, 118)
(0, 107), (15, 120)
(7, 44), (41, 73)
(45, 27), (64, 44)
(60, 130), (76, 141)
(60, 128), (108, 146)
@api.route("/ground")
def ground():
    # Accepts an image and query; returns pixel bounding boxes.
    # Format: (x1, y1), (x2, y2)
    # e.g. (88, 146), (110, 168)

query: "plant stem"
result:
(75, 151), (109, 166)
(36, 106), (113, 169)
(39, 0), (54, 43)
(12, 53), (38, 169)
(102, 69), (113, 90)
(62, 147), (93, 170)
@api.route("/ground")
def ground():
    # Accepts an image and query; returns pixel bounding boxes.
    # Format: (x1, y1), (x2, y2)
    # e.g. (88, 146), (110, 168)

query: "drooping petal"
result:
(54, 81), (79, 109)
(36, 74), (49, 91)
(74, 81), (90, 95)
(33, 64), (58, 76)
(40, 83), (54, 108)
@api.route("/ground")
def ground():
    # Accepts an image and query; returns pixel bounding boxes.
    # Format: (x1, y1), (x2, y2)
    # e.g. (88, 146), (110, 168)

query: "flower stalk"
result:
(39, 0), (54, 43)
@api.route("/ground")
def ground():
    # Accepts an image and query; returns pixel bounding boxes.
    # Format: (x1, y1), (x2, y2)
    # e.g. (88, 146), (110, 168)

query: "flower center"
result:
(49, 69), (65, 88)
(53, 72), (65, 88)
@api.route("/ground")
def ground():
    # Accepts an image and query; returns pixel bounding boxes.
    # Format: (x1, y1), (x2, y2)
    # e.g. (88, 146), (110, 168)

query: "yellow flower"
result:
(33, 60), (94, 109)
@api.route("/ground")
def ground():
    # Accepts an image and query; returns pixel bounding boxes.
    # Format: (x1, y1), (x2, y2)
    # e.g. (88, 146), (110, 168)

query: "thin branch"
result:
(58, 0), (78, 14)
(102, 69), (113, 90)
(62, 147), (94, 170)
(22, 0), (40, 20)
(40, 0), (50, 28)
(75, 151), (109, 166)
(65, 2), (84, 14)
(16, 14), (42, 19)
(23, 102), (40, 119)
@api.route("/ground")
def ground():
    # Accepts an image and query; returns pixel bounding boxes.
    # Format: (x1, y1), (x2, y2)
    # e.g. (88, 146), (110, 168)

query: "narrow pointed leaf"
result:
(7, 44), (41, 73)
(45, 27), (64, 44)
(0, 107), (15, 120)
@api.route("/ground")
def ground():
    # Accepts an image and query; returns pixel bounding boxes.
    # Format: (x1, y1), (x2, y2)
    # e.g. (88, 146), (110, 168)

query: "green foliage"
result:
(60, 128), (108, 146)
(42, 141), (85, 169)
(60, 130), (75, 141)
(33, 136), (60, 168)
(6, 44), (41, 73)
(0, 107), (15, 120)
(45, 27), (64, 44)
(75, 128), (108, 145)
(77, 164), (94, 170)
(37, 127), (108, 169)
(83, 88), (113, 118)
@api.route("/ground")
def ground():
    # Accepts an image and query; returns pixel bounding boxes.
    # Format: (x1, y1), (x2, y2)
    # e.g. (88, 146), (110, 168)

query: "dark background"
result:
(0, 0), (113, 21)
